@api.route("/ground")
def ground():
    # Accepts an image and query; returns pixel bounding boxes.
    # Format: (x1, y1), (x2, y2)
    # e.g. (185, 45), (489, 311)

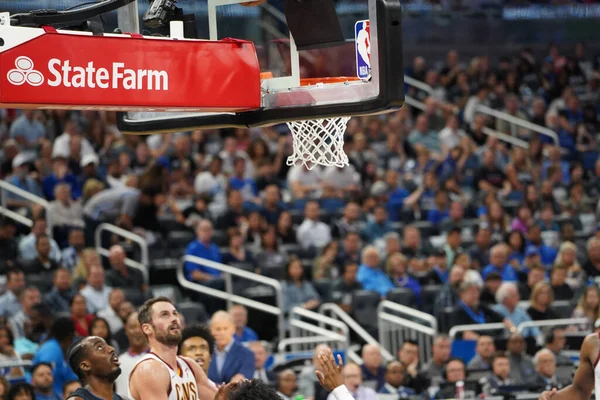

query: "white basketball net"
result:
(286, 117), (351, 170)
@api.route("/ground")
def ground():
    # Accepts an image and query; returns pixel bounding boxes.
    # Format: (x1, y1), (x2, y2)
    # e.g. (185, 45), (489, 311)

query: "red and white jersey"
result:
(130, 352), (199, 400)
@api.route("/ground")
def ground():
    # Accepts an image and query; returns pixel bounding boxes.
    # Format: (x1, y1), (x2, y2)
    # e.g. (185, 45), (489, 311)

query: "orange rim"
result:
(300, 77), (361, 86)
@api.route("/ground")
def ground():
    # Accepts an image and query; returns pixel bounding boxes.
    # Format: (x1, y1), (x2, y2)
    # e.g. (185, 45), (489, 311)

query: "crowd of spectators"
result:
(1, 39), (600, 400)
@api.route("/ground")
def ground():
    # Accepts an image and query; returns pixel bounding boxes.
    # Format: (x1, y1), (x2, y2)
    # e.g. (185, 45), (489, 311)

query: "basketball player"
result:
(538, 332), (598, 400)
(128, 297), (217, 400)
(67, 336), (123, 400)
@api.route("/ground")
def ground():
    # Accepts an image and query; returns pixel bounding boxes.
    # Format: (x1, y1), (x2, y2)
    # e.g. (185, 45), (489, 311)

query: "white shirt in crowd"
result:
(80, 285), (112, 314)
(97, 306), (124, 334)
(439, 126), (467, 150)
(52, 133), (96, 158)
(321, 165), (360, 190)
(114, 350), (148, 398)
(296, 219), (332, 250)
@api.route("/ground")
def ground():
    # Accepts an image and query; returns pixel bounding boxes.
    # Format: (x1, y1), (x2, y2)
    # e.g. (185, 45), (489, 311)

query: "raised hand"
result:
(539, 388), (557, 400)
(315, 348), (344, 392)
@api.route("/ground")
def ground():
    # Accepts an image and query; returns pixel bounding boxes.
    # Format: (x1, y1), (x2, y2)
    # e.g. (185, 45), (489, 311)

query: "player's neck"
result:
(150, 341), (178, 370)
(85, 379), (114, 400)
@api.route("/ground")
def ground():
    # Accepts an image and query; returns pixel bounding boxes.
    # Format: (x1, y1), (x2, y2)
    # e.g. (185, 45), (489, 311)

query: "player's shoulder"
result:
(131, 357), (170, 378)
(581, 332), (600, 361)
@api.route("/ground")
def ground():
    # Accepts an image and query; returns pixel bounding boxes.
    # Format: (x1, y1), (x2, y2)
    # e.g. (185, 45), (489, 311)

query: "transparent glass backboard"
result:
(118, 0), (404, 131)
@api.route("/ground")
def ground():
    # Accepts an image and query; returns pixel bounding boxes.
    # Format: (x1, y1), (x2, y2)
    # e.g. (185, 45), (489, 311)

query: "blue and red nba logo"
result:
(355, 20), (371, 80)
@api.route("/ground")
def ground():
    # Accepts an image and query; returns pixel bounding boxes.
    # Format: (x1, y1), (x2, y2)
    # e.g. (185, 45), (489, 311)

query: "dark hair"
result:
(229, 379), (281, 400)
(491, 351), (509, 365)
(6, 382), (35, 400)
(63, 380), (80, 394)
(31, 302), (52, 316)
(178, 324), (216, 356)
(68, 338), (87, 382)
(35, 233), (49, 246)
(401, 339), (419, 349)
(6, 267), (24, 281)
(284, 257), (304, 282)
(138, 296), (173, 327)
(443, 357), (466, 379)
(0, 376), (9, 398)
(48, 317), (75, 342)
(0, 325), (14, 347)
(89, 317), (113, 343)
(31, 362), (53, 375)
(70, 293), (86, 307)
(341, 262), (358, 274)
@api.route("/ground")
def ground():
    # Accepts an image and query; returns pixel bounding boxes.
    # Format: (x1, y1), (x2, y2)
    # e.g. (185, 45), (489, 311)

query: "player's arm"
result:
(129, 359), (171, 400)
(539, 333), (597, 400)
(180, 356), (218, 399)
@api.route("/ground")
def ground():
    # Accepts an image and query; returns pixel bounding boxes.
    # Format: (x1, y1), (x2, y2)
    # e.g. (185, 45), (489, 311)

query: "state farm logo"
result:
(7, 56), (44, 86)
(6, 56), (169, 91)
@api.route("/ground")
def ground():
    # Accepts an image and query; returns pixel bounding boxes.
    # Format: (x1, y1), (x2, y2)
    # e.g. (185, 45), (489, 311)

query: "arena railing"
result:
(94, 223), (149, 285)
(320, 303), (395, 362)
(282, 306), (350, 353)
(178, 255), (285, 339)
(403, 75), (559, 145)
(448, 322), (508, 339)
(0, 180), (51, 233)
(377, 300), (437, 364)
(517, 318), (591, 337)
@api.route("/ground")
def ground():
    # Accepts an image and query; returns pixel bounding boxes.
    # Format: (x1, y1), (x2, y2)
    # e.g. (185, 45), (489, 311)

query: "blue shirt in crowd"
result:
(184, 240), (223, 280)
(357, 264), (394, 297)
(33, 338), (78, 395)
(482, 263), (518, 282)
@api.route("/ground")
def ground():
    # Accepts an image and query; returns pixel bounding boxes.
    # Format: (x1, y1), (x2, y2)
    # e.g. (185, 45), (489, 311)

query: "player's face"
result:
(83, 336), (121, 381)
(180, 337), (211, 373)
(150, 302), (182, 346)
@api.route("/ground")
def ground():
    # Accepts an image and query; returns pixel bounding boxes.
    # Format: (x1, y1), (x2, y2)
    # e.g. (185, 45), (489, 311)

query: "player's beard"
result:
(155, 324), (182, 347)
(99, 367), (122, 382)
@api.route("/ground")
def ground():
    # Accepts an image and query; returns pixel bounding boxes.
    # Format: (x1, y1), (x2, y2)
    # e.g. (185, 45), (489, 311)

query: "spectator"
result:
(480, 272), (503, 305)
(6, 383), (36, 400)
(255, 226), (288, 270)
(487, 353), (512, 393)
(80, 265), (112, 314)
(408, 116), (441, 155)
(33, 317), (78, 395)
(287, 163), (321, 199)
(18, 217), (62, 263)
(482, 244), (518, 282)
(14, 303), (53, 359)
(469, 226), (492, 271)
(313, 241), (340, 280)
(31, 362), (62, 400)
(184, 219), (223, 286)
(526, 349), (568, 391)
(467, 335), (496, 371)
(452, 281), (510, 339)
(229, 156), (259, 204)
(9, 287), (41, 339)
(276, 369), (300, 400)
(222, 228), (255, 269)
(571, 285), (600, 331)
(336, 232), (362, 267)
(377, 361), (416, 397)
(434, 265), (465, 316)
(0, 377), (8, 399)
(281, 257), (321, 313)
(249, 341), (277, 385)
(0, 220), (18, 273)
(544, 328), (572, 366)
(230, 304), (258, 343)
(260, 185), (284, 225)
(492, 282), (540, 338)
(71, 248), (101, 287)
(51, 119), (95, 160)
(420, 335), (451, 386)
(434, 358), (467, 399)
(97, 289), (126, 334)
(443, 227), (464, 269)
(506, 333), (535, 384)
(114, 311), (149, 396)
(527, 282), (559, 321)
(331, 262), (363, 313)
(496, 94), (530, 139)
(549, 266), (574, 301)
(332, 202), (362, 239)
(47, 184), (84, 230)
(362, 205), (393, 244)
(398, 340), (429, 393)
(105, 245), (146, 293)
(439, 115), (467, 155)
(360, 344), (385, 391)
(474, 151), (509, 194)
(0, 268), (26, 318)
(44, 268), (74, 314)
(357, 246), (394, 297)
(60, 229), (85, 273)
(0, 325), (24, 379)
(9, 110), (45, 148)
(275, 211), (296, 244)
(326, 363), (377, 400)
(82, 185), (141, 246)
(518, 265), (545, 301)
(296, 201), (332, 250)
(298, 344), (328, 398)
(89, 317), (119, 353)
(42, 157), (81, 200)
(70, 294), (94, 337)
(583, 238), (600, 277)
(216, 190), (245, 230)
(402, 225), (427, 260)
(208, 310), (255, 383)
(24, 234), (60, 275)
(387, 253), (422, 300)
(6, 154), (44, 208)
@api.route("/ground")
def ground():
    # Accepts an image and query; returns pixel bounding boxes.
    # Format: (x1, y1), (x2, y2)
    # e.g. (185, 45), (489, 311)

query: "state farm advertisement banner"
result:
(0, 30), (261, 111)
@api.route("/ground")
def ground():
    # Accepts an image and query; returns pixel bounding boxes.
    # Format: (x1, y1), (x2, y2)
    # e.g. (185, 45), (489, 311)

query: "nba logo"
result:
(355, 20), (371, 80)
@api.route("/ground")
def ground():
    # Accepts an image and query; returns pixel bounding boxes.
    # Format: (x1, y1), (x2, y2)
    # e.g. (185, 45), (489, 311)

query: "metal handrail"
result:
(476, 104), (559, 145)
(347, 344), (363, 365)
(482, 126), (529, 148)
(277, 335), (346, 353)
(377, 300), (438, 331)
(517, 318), (590, 333)
(0, 179), (51, 232)
(320, 303), (394, 361)
(180, 255), (285, 339)
(94, 223), (149, 284)
(378, 313), (437, 336)
(288, 307), (350, 353)
(290, 306), (349, 334)
(405, 75), (434, 94)
(448, 323), (507, 338)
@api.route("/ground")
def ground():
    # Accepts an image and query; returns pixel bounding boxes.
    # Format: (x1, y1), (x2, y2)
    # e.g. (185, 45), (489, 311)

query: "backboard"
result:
(115, 0), (404, 133)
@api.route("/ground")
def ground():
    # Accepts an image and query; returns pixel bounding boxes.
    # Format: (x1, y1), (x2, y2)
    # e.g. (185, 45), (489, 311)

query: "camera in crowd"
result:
(144, 0), (183, 28)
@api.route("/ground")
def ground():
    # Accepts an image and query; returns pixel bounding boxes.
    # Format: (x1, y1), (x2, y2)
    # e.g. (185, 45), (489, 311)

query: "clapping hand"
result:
(315, 348), (344, 392)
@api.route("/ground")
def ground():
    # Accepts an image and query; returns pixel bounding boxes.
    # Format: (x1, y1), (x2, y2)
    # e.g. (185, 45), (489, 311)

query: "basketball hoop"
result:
(286, 77), (360, 170)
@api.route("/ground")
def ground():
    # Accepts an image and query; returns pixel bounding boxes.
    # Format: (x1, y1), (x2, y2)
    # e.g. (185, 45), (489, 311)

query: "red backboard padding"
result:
(0, 30), (261, 112)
